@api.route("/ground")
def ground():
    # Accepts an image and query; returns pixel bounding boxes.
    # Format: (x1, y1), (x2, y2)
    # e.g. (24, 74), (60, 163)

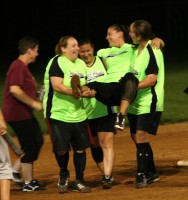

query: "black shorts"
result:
(49, 119), (90, 152)
(87, 72), (138, 106)
(8, 117), (44, 163)
(87, 81), (121, 106)
(88, 114), (116, 137)
(127, 112), (162, 135)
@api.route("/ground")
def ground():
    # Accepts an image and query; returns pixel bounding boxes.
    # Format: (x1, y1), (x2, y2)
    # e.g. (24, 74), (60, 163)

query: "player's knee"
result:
(56, 150), (68, 155)
(75, 150), (86, 154)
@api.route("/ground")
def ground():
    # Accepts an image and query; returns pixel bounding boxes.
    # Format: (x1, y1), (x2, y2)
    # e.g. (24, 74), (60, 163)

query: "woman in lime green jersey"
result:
(127, 20), (165, 188)
(79, 39), (116, 189)
(43, 36), (94, 193)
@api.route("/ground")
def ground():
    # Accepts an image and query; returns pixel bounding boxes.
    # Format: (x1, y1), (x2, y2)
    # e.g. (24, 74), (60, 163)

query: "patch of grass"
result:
(161, 45), (188, 124)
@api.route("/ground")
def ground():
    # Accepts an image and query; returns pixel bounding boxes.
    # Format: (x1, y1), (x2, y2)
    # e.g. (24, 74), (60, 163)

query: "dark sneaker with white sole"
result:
(135, 174), (147, 188)
(57, 170), (70, 193)
(12, 172), (24, 187)
(23, 180), (47, 192)
(102, 175), (114, 189)
(115, 113), (125, 130)
(146, 172), (160, 184)
(72, 180), (91, 193)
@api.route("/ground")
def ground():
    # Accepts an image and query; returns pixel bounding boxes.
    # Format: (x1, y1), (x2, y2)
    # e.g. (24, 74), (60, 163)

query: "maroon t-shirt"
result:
(2, 59), (37, 122)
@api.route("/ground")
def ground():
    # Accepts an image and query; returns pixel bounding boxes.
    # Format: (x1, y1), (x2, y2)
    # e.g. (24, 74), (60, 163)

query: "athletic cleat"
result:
(23, 180), (47, 192)
(102, 175), (114, 183)
(72, 180), (91, 193)
(102, 175), (114, 189)
(12, 172), (24, 187)
(115, 112), (125, 130)
(57, 170), (70, 193)
(71, 74), (81, 99)
(177, 160), (188, 166)
(145, 172), (160, 184)
(135, 174), (147, 188)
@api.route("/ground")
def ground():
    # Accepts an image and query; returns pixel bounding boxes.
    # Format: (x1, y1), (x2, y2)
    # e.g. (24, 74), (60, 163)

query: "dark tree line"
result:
(0, 0), (187, 61)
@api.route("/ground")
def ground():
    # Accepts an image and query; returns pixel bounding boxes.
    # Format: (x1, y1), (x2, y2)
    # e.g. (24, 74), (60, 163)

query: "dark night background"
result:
(0, 0), (188, 69)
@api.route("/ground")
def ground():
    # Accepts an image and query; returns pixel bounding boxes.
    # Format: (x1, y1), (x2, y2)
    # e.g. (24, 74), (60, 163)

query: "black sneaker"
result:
(102, 175), (114, 189)
(57, 171), (70, 193)
(72, 180), (91, 193)
(114, 113), (125, 130)
(135, 173), (147, 188)
(145, 172), (160, 184)
(12, 172), (24, 187)
(23, 180), (47, 192)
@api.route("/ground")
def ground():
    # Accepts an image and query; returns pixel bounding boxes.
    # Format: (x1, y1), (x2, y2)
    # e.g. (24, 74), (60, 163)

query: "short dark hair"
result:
(78, 38), (94, 48)
(18, 36), (39, 55)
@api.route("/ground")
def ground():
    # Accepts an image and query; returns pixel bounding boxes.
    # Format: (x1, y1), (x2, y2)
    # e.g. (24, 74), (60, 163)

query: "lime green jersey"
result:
(97, 43), (133, 83)
(83, 56), (110, 119)
(43, 55), (88, 122)
(128, 41), (165, 115)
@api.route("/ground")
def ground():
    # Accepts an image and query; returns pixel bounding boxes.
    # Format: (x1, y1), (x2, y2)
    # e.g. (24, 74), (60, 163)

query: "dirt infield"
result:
(9, 121), (188, 200)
